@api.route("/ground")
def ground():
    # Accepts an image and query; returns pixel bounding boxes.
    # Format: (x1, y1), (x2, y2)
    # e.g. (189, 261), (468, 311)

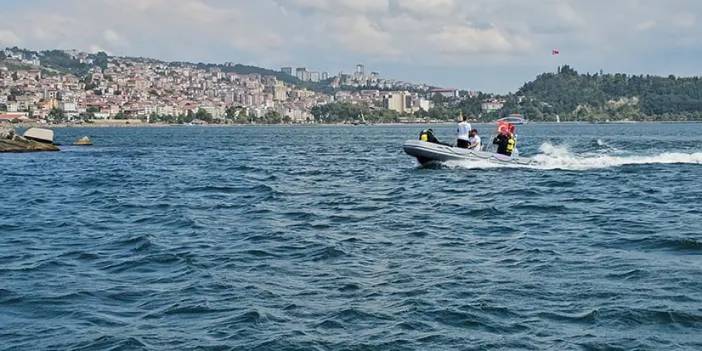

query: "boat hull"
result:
(403, 140), (535, 166)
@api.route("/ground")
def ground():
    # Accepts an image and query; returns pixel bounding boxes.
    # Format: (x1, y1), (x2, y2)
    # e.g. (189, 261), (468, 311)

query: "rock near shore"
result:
(74, 136), (93, 146)
(0, 127), (59, 153)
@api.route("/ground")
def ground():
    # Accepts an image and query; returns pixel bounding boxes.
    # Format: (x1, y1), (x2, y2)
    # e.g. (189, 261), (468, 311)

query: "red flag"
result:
(552, 49), (560, 55)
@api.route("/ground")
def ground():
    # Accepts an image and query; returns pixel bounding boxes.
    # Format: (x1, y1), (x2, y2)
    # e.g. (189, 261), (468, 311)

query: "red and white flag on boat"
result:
(552, 49), (560, 55)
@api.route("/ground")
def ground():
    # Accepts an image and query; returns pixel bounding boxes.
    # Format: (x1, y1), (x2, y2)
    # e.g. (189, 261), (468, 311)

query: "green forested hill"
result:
(506, 65), (702, 121)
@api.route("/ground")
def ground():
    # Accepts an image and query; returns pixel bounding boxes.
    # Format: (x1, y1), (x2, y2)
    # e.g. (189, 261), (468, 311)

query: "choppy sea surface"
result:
(1, 123), (702, 350)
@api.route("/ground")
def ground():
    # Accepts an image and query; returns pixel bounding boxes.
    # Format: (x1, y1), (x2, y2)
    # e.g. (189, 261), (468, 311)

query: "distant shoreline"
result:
(3, 120), (701, 129)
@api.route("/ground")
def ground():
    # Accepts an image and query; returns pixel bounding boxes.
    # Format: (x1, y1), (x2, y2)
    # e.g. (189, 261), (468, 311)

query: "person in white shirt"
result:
(468, 129), (482, 150)
(455, 114), (471, 148)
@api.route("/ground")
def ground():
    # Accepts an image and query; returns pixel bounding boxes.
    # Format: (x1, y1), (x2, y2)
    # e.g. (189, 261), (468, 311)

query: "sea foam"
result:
(445, 142), (702, 171)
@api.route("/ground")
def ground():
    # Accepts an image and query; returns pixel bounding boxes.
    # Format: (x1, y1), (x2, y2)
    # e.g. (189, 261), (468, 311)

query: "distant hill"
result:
(503, 65), (702, 121)
(189, 62), (333, 94)
(1, 47), (332, 93)
(0, 48), (108, 76)
(5, 48), (702, 121)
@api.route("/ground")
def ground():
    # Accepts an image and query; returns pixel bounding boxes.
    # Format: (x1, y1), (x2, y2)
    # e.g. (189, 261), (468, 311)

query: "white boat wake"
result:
(445, 143), (702, 171)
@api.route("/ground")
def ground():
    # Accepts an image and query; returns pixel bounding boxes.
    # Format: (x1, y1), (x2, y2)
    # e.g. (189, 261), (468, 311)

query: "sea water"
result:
(1, 123), (701, 350)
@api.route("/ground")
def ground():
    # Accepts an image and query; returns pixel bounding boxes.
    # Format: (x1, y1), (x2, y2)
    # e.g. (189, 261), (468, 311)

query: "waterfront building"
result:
(417, 98), (433, 111)
(1, 48), (438, 124)
(383, 91), (411, 114)
(272, 83), (288, 101)
(481, 99), (505, 113)
(430, 88), (459, 99)
(309, 71), (320, 82)
(356, 64), (365, 77)
(295, 67), (306, 81)
(60, 101), (77, 112)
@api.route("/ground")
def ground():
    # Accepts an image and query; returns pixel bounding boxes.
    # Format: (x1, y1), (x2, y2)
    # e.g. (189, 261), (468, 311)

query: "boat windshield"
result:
(496, 114), (527, 125)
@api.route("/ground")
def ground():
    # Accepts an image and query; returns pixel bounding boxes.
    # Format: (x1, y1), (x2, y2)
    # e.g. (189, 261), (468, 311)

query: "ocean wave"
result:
(3, 125), (702, 350)
(445, 142), (702, 171)
(309, 246), (348, 262)
(603, 236), (702, 252)
(67, 335), (148, 351)
(532, 143), (702, 170)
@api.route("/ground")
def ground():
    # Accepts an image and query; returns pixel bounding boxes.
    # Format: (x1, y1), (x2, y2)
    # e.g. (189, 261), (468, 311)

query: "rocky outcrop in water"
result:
(74, 136), (93, 146)
(0, 127), (59, 153)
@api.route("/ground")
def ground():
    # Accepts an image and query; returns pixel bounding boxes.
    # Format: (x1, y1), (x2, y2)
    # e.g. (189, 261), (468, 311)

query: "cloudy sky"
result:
(1, 0), (700, 92)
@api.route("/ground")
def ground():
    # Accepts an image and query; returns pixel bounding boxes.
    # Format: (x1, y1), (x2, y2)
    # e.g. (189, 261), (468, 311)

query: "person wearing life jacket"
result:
(508, 124), (518, 156)
(493, 122), (516, 156)
(455, 113), (471, 148)
(468, 129), (482, 150)
(419, 128), (440, 143)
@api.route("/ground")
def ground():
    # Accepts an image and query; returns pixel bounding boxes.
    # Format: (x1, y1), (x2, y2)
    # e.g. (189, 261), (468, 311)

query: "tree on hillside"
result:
(311, 102), (367, 123)
(510, 64), (702, 121)
(79, 106), (99, 121)
(194, 108), (213, 122)
(40, 50), (90, 76)
(93, 51), (109, 70)
(81, 76), (97, 90)
(148, 112), (160, 123)
(259, 110), (282, 124)
(225, 106), (246, 123)
(431, 93), (448, 105)
(48, 108), (66, 122)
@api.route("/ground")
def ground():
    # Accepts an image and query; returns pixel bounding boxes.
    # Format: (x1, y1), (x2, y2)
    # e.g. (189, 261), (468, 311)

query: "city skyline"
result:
(1, 1), (702, 93)
(0, 48), (451, 124)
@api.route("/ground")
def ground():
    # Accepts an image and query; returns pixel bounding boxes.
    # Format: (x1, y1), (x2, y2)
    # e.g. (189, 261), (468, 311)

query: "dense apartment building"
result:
(0, 52), (330, 123)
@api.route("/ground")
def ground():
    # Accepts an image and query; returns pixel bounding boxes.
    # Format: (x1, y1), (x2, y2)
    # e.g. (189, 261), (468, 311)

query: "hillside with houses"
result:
(7, 48), (695, 124)
(0, 47), (515, 124)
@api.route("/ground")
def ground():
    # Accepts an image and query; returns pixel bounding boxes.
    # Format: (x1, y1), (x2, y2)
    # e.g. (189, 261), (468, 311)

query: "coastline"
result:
(3, 120), (700, 129)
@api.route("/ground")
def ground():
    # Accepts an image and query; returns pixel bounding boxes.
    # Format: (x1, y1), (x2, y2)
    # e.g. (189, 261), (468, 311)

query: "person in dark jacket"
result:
(419, 129), (440, 143)
(493, 133), (510, 155)
(493, 123), (516, 156)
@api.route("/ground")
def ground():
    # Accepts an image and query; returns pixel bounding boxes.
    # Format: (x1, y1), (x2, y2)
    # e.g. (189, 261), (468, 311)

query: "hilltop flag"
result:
(552, 49), (560, 55)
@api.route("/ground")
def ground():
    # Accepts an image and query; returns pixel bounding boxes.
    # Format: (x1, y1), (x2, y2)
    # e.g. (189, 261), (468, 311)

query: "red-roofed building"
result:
(0, 113), (30, 122)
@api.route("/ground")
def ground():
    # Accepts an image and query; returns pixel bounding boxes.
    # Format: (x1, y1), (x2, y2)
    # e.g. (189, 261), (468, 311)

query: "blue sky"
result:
(1, 0), (701, 93)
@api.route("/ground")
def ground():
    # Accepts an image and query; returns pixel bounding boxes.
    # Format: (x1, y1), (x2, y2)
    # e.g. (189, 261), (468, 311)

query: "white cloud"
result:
(428, 25), (527, 55)
(0, 0), (285, 61)
(116, 0), (168, 11)
(327, 15), (399, 56)
(280, 0), (387, 13)
(103, 29), (128, 47)
(674, 13), (697, 29)
(391, 0), (457, 18)
(89, 45), (109, 54)
(335, 0), (388, 13)
(2, 0), (702, 91)
(0, 29), (20, 46)
(282, 0), (330, 12)
(636, 20), (657, 31)
(27, 14), (76, 42)
(174, 0), (236, 23)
